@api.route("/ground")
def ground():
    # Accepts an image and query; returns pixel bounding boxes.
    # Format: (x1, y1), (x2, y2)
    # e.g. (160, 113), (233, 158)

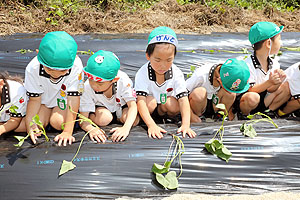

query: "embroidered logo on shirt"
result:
(19, 97), (24, 104)
(160, 93), (167, 104)
(166, 88), (173, 93)
(230, 79), (241, 91)
(132, 89), (137, 98)
(116, 98), (121, 103)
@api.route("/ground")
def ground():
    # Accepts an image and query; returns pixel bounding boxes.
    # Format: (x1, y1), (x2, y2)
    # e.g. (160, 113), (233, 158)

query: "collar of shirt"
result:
(251, 54), (273, 75)
(208, 64), (219, 86)
(39, 64), (71, 84)
(94, 82), (117, 95)
(147, 62), (173, 82)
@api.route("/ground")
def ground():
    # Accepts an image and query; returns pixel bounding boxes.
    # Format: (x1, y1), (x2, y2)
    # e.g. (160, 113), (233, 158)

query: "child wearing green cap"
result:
(187, 58), (250, 122)
(0, 72), (27, 136)
(135, 26), (196, 139)
(24, 31), (84, 146)
(235, 21), (286, 119)
(79, 50), (139, 143)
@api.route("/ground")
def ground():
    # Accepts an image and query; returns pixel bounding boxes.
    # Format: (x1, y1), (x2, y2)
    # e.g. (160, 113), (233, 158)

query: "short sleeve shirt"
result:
(186, 63), (221, 100)
(80, 70), (136, 113)
(285, 62), (300, 99)
(24, 56), (84, 108)
(244, 54), (280, 87)
(134, 62), (188, 104)
(0, 80), (27, 122)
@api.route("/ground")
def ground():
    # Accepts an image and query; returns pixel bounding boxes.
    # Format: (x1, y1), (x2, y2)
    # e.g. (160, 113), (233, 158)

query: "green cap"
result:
(148, 26), (178, 47)
(220, 58), (250, 93)
(249, 22), (283, 45)
(83, 50), (120, 82)
(37, 31), (78, 70)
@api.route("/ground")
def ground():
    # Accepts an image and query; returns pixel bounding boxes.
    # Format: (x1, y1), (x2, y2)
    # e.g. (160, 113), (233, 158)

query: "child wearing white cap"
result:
(236, 22), (287, 119)
(135, 26), (196, 139)
(79, 50), (139, 143)
(0, 72), (27, 136)
(187, 58), (250, 122)
(24, 31), (84, 146)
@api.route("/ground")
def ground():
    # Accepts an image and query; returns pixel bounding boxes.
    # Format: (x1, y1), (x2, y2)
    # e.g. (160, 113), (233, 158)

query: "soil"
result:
(1, 0), (300, 36)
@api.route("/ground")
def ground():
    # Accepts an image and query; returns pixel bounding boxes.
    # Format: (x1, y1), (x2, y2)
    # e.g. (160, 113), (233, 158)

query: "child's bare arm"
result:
(0, 117), (22, 135)
(25, 96), (42, 144)
(178, 96), (196, 138)
(111, 100), (137, 142)
(249, 72), (281, 93)
(79, 112), (106, 143)
(54, 96), (79, 146)
(137, 96), (166, 139)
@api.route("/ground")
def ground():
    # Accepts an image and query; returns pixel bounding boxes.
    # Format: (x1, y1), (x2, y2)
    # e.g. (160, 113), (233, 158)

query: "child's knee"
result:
(189, 87), (207, 103)
(243, 93), (260, 107)
(50, 114), (64, 130)
(94, 112), (113, 127)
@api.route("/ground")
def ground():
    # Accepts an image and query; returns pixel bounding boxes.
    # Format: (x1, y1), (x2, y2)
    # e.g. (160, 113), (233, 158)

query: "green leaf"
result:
(14, 136), (25, 147)
(32, 115), (43, 127)
(9, 105), (18, 114)
(164, 161), (171, 170)
(216, 103), (226, 110)
(218, 111), (225, 116)
(190, 65), (196, 72)
(156, 173), (169, 188)
(247, 114), (254, 119)
(59, 160), (76, 176)
(215, 146), (232, 162)
(14, 136), (25, 142)
(205, 139), (215, 154)
(243, 124), (257, 138)
(165, 171), (178, 189)
(152, 163), (169, 174)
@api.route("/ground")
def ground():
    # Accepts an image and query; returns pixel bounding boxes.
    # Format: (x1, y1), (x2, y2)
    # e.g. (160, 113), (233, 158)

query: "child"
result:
(236, 22), (286, 118)
(268, 62), (300, 117)
(187, 58), (250, 122)
(79, 50), (139, 143)
(0, 72), (27, 135)
(24, 31), (84, 146)
(135, 26), (196, 139)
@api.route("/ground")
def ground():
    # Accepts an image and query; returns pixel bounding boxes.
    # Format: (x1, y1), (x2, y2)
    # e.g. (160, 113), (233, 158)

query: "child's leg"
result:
(119, 107), (140, 126)
(239, 92), (260, 115)
(90, 107), (113, 127)
(266, 82), (290, 111)
(281, 98), (300, 115)
(215, 88), (236, 120)
(157, 96), (180, 117)
(50, 106), (67, 130)
(14, 117), (26, 132)
(189, 87), (207, 122)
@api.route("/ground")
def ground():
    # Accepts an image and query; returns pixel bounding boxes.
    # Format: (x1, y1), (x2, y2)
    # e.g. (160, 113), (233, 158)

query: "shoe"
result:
(262, 109), (278, 119)
(237, 112), (249, 120)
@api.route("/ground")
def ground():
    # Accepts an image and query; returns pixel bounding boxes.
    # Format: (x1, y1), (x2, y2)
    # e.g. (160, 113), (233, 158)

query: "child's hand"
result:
(148, 124), (167, 139)
(29, 123), (42, 144)
(276, 69), (286, 82)
(110, 126), (130, 142)
(54, 132), (75, 146)
(89, 128), (106, 143)
(177, 125), (196, 138)
(269, 71), (281, 85)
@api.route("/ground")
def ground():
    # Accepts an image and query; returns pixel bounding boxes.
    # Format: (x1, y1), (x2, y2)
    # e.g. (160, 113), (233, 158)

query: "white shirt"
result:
(244, 55), (280, 87)
(24, 56), (84, 108)
(285, 62), (300, 99)
(134, 62), (188, 104)
(80, 71), (136, 117)
(0, 80), (27, 122)
(186, 63), (221, 100)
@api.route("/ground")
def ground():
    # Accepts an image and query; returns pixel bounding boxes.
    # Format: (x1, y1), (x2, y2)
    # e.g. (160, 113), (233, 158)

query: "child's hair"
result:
(0, 72), (23, 85)
(146, 42), (177, 57)
(253, 35), (276, 52)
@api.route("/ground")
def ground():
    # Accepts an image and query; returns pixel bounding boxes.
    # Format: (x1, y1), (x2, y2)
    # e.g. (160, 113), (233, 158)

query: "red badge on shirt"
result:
(19, 97), (24, 104)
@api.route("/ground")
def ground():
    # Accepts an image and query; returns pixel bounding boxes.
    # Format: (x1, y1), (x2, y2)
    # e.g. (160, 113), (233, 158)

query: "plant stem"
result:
(71, 128), (94, 162)
(165, 135), (175, 164)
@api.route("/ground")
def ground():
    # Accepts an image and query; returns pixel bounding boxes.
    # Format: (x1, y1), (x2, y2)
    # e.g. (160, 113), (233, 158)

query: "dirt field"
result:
(1, 0), (300, 35)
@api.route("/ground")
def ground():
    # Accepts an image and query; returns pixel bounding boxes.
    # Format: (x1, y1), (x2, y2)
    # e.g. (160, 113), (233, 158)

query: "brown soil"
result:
(0, 0), (300, 35)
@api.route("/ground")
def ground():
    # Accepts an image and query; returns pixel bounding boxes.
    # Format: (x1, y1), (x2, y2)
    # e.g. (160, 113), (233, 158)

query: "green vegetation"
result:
(204, 104), (232, 162)
(151, 134), (185, 190)
(240, 112), (278, 138)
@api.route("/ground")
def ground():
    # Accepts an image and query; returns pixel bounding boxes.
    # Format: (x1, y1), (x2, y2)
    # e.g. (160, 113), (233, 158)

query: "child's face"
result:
(146, 43), (175, 75)
(270, 34), (282, 55)
(44, 66), (69, 79)
(89, 79), (113, 93)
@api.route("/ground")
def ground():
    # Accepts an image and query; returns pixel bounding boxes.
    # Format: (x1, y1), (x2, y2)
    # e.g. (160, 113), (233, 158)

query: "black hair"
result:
(253, 35), (277, 51)
(0, 72), (23, 96)
(146, 42), (177, 57)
